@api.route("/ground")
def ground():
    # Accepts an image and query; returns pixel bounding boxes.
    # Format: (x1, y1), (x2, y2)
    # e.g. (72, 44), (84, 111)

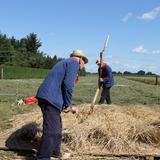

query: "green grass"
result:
(0, 75), (160, 106)
(1, 66), (49, 79)
(73, 75), (160, 105)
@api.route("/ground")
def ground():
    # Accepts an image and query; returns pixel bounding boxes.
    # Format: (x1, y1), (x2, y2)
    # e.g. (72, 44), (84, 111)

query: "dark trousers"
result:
(37, 99), (62, 160)
(99, 87), (111, 104)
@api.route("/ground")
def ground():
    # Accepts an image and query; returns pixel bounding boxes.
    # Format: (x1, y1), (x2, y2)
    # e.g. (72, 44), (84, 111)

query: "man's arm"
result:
(62, 62), (79, 108)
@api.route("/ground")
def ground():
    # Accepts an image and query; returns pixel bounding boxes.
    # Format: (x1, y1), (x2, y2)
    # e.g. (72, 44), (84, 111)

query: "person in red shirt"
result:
(96, 59), (114, 104)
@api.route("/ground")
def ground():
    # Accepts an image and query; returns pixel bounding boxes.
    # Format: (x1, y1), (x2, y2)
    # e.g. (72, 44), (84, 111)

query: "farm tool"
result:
(90, 35), (110, 113)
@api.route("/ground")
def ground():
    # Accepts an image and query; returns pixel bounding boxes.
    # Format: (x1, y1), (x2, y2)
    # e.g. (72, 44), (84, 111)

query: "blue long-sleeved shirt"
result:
(36, 58), (79, 111)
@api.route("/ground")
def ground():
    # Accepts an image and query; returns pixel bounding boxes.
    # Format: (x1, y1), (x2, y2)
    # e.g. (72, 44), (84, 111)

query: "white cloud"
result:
(121, 12), (133, 22)
(132, 45), (160, 55)
(138, 6), (160, 20)
(132, 45), (148, 54)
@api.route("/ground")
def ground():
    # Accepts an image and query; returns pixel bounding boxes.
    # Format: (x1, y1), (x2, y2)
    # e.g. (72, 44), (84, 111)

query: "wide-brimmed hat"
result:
(70, 49), (88, 64)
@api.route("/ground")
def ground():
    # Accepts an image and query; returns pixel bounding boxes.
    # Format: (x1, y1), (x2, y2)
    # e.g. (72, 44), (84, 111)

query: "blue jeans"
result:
(37, 99), (62, 160)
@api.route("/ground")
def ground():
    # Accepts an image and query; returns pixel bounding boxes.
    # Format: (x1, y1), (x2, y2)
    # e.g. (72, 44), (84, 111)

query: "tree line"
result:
(0, 32), (63, 69)
(0, 32), (87, 76)
(3, 32), (156, 77)
(113, 70), (157, 76)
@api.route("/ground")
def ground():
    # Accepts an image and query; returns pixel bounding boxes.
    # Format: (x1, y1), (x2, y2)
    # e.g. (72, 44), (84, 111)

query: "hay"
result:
(3, 104), (160, 156)
(61, 104), (160, 154)
(131, 123), (160, 144)
(87, 127), (109, 145)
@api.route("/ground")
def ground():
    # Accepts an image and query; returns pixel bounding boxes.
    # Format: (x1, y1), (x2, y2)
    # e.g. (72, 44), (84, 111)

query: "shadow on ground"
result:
(5, 122), (41, 160)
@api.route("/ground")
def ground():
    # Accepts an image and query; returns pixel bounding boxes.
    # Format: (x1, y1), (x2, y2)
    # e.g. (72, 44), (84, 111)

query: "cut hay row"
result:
(126, 76), (159, 85)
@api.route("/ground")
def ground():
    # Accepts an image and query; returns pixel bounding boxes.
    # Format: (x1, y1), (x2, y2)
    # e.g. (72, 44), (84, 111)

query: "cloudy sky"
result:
(0, 0), (160, 74)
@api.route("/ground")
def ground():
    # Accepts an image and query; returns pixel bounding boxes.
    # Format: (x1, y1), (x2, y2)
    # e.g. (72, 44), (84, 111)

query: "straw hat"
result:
(70, 49), (88, 64)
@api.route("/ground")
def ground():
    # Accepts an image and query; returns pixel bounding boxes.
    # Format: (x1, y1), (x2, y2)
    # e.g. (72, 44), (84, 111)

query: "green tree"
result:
(0, 32), (63, 69)
(146, 72), (155, 76)
(0, 33), (15, 65)
(15, 38), (28, 66)
(24, 33), (42, 67)
(137, 70), (145, 75)
(10, 36), (20, 50)
(34, 52), (45, 68)
(44, 55), (63, 69)
(123, 71), (132, 75)
(25, 33), (41, 53)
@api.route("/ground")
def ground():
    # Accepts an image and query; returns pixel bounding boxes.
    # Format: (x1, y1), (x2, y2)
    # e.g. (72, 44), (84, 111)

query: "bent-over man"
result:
(36, 50), (88, 160)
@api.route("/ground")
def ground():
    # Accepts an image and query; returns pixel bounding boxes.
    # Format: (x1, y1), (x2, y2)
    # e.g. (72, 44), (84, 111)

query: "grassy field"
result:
(73, 75), (160, 105)
(0, 75), (160, 105)
(0, 75), (159, 130)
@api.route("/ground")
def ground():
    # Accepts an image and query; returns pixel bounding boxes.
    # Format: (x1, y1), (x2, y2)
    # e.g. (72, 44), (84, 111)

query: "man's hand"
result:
(63, 106), (78, 114)
(100, 78), (104, 82)
(70, 106), (78, 114)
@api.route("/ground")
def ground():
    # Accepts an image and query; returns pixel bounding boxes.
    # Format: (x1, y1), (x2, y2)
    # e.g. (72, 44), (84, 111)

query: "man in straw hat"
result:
(96, 59), (114, 105)
(36, 49), (88, 160)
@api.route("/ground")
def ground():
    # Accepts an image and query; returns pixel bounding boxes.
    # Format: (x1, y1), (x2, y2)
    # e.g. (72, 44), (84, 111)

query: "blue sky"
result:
(0, 0), (160, 74)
